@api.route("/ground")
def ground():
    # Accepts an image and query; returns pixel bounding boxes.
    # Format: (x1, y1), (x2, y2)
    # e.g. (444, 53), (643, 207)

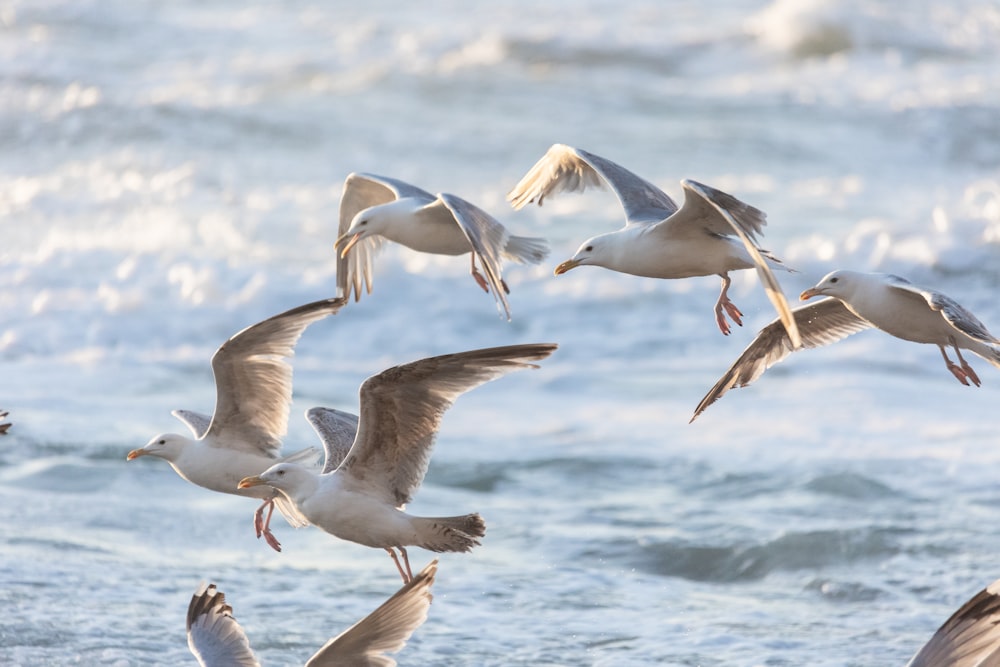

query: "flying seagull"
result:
(239, 343), (557, 582)
(127, 298), (347, 552)
(187, 560), (437, 666)
(508, 143), (801, 346)
(335, 172), (549, 320)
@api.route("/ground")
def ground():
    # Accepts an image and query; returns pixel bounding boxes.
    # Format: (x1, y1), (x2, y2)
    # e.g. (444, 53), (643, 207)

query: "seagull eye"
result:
(584, 245), (593, 252)
(277, 470), (286, 477)
(158, 439), (166, 445)
(830, 277), (839, 284)
(360, 220), (367, 226)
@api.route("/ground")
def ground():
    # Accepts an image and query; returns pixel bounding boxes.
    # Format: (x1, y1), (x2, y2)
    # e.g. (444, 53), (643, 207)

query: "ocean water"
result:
(3, 0), (1000, 664)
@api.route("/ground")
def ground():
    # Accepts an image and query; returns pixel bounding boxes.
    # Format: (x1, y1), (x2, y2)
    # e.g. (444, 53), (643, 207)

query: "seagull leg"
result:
(938, 344), (971, 386)
(399, 546), (413, 581)
(470, 254), (490, 293)
(254, 499), (282, 552)
(951, 337), (981, 387)
(386, 547), (412, 583)
(714, 275), (743, 335)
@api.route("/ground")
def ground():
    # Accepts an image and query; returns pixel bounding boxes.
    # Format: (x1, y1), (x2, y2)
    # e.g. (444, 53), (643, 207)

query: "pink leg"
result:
(951, 338), (981, 387)
(254, 499), (282, 552)
(470, 254), (490, 293)
(399, 546), (413, 581)
(386, 547), (412, 583)
(714, 274), (743, 336)
(938, 344), (971, 386)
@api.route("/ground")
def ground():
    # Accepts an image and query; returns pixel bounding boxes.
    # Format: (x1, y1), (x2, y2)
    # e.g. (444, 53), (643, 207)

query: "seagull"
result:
(127, 298), (348, 552)
(334, 172), (550, 321)
(691, 270), (1000, 421)
(907, 577), (1000, 666)
(238, 343), (557, 582)
(0, 410), (9, 435)
(508, 143), (801, 346)
(186, 560), (437, 667)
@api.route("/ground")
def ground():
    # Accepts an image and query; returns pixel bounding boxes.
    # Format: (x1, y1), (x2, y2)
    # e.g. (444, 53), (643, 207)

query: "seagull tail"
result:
(413, 513), (486, 553)
(503, 235), (551, 264)
(980, 343), (1000, 370)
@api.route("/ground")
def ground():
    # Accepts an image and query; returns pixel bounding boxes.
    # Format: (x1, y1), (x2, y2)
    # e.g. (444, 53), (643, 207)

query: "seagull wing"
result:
(437, 193), (513, 320)
(337, 173), (435, 302)
(907, 579), (1000, 667)
(186, 583), (260, 667)
(204, 298), (347, 456)
(691, 298), (870, 422)
(304, 560), (437, 667)
(886, 278), (1000, 345)
(172, 409), (213, 439)
(337, 344), (557, 507)
(676, 179), (802, 349)
(306, 407), (361, 474)
(507, 143), (677, 225)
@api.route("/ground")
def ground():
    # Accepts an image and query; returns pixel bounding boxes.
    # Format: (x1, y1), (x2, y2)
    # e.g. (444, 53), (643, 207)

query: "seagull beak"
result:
(238, 475), (266, 489)
(799, 287), (821, 301)
(553, 258), (581, 276)
(126, 449), (146, 461)
(335, 232), (363, 258)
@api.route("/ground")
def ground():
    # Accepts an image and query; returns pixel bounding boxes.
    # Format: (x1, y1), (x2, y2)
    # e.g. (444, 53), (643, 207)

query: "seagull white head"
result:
(554, 234), (614, 275)
(335, 207), (382, 258)
(800, 269), (860, 301)
(126, 433), (191, 462)
(238, 462), (314, 497)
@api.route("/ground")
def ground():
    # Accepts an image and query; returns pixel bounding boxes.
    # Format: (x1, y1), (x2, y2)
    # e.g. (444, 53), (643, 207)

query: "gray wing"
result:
(886, 278), (1000, 345)
(172, 409), (213, 439)
(205, 297), (347, 457)
(306, 407), (361, 474)
(336, 173), (435, 302)
(438, 193), (513, 320)
(907, 579), (1000, 667)
(339, 344), (558, 507)
(507, 144), (678, 225)
(305, 560), (437, 667)
(677, 179), (802, 349)
(691, 298), (870, 422)
(186, 583), (260, 667)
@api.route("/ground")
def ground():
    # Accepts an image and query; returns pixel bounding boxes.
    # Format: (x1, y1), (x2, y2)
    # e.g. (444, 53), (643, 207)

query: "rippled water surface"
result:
(4, 0), (1000, 665)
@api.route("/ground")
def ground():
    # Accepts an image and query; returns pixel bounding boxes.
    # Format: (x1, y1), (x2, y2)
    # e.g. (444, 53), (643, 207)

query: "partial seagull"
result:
(187, 560), (437, 667)
(127, 298), (348, 552)
(334, 172), (549, 321)
(691, 270), (1000, 421)
(239, 343), (557, 582)
(508, 143), (801, 346)
(907, 577), (1000, 666)
(0, 409), (9, 435)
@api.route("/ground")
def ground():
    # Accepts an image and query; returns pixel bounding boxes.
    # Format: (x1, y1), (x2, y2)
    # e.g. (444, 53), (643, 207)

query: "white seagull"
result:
(334, 172), (550, 321)
(186, 560), (437, 667)
(907, 577), (1000, 666)
(508, 143), (801, 345)
(127, 298), (348, 552)
(691, 270), (1000, 421)
(238, 343), (557, 582)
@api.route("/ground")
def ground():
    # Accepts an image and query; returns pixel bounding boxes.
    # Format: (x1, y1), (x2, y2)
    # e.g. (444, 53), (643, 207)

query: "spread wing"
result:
(337, 343), (558, 507)
(887, 278), (1000, 345)
(907, 579), (1000, 667)
(205, 297), (347, 457)
(691, 298), (870, 422)
(306, 407), (361, 474)
(437, 193), (513, 320)
(336, 173), (434, 302)
(172, 409), (213, 439)
(678, 179), (802, 349)
(507, 143), (677, 226)
(305, 560), (437, 667)
(186, 583), (260, 667)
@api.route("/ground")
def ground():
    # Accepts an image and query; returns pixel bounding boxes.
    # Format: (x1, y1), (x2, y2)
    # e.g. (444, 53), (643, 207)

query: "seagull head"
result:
(335, 209), (379, 258)
(554, 235), (607, 275)
(127, 433), (189, 462)
(800, 270), (857, 301)
(238, 462), (314, 496)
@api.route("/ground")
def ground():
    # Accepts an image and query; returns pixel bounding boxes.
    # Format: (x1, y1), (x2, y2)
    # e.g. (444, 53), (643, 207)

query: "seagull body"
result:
(187, 560), (437, 667)
(907, 577), (1000, 667)
(127, 298), (347, 551)
(691, 270), (1000, 421)
(335, 172), (549, 320)
(508, 144), (800, 345)
(240, 343), (557, 582)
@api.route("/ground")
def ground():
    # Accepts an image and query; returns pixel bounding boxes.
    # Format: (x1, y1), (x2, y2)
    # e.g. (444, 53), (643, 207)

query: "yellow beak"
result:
(126, 449), (146, 461)
(553, 258), (581, 276)
(335, 232), (363, 259)
(799, 287), (821, 301)
(238, 475), (266, 489)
